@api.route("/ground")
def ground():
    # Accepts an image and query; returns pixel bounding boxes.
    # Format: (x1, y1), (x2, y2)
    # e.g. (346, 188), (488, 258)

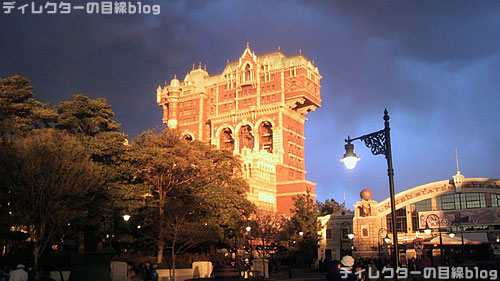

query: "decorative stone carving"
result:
(239, 125), (254, 151)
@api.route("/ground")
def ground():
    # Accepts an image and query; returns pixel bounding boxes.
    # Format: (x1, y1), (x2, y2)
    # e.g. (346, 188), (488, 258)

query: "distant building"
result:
(318, 209), (354, 262)
(156, 44), (321, 215)
(352, 171), (500, 261)
(318, 171), (500, 263)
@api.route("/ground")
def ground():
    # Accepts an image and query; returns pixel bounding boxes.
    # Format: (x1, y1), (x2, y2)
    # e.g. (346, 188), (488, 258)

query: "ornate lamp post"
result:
(340, 109), (399, 269)
(424, 214), (443, 265)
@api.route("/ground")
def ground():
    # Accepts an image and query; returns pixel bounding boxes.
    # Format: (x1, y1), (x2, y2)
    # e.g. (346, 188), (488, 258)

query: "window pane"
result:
(387, 207), (407, 233)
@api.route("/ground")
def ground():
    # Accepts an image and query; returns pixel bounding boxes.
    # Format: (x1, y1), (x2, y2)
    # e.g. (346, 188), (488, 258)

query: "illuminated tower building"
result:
(156, 44), (321, 215)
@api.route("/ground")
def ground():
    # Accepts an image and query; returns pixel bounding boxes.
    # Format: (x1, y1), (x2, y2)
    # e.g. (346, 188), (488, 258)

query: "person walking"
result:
(9, 265), (28, 281)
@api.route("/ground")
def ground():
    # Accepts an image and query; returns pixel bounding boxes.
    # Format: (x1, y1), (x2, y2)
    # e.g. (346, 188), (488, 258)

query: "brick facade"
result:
(156, 44), (321, 215)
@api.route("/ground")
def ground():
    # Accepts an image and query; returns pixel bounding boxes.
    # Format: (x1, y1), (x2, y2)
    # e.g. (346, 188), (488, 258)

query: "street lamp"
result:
(245, 226), (253, 259)
(340, 142), (360, 169)
(378, 228), (389, 260)
(287, 225), (303, 279)
(340, 109), (399, 269)
(424, 214), (443, 265)
(122, 214), (131, 222)
(340, 222), (353, 258)
(450, 221), (466, 262)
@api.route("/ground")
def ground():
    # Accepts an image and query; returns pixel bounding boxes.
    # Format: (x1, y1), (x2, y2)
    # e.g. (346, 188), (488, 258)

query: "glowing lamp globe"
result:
(449, 232), (455, 238)
(424, 228), (432, 235)
(246, 226), (252, 232)
(348, 233), (355, 240)
(122, 214), (131, 222)
(340, 142), (360, 169)
(384, 236), (390, 244)
(299, 231), (304, 236)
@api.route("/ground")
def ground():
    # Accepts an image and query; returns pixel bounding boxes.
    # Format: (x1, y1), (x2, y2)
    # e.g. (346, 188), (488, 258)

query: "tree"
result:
(133, 128), (254, 271)
(54, 94), (144, 251)
(55, 94), (120, 136)
(290, 191), (321, 265)
(248, 210), (286, 264)
(0, 129), (104, 271)
(316, 198), (344, 216)
(0, 75), (56, 143)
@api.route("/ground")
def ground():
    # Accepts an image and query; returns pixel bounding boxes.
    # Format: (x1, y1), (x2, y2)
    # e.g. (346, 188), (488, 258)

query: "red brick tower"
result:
(156, 44), (321, 215)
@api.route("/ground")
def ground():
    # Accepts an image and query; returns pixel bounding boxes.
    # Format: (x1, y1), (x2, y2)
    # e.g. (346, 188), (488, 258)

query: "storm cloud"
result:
(1, 0), (499, 206)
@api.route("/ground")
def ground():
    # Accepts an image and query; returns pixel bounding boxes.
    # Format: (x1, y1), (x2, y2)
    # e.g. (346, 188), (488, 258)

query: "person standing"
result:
(325, 260), (341, 281)
(338, 256), (355, 281)
(143, 262), (158, 281)
(8, 265), (28, 281)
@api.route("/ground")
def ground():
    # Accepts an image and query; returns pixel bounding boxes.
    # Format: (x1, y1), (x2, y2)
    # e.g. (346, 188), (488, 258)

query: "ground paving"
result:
(268, 267), (325, 281)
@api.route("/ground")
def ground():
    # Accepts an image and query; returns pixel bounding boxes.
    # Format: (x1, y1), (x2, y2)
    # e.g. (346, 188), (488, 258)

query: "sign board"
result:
(418, 207), (500, 229)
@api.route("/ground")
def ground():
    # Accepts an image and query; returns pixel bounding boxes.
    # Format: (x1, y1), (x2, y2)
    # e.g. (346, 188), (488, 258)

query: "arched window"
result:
(220, 128), (235, 151)
(244, 64), (251, 82)
(259, 122), (273, 153)
(239, 125), (254, 151)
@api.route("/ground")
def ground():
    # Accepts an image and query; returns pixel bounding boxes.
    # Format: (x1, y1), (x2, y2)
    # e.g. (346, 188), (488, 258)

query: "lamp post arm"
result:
(346, 129), (387, 156)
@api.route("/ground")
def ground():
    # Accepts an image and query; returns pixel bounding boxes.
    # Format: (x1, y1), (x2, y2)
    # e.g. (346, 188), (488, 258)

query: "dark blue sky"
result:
(1, 1), (499, 208)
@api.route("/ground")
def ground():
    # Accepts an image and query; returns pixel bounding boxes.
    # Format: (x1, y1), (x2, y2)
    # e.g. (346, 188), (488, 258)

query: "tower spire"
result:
(453, 146), (465, 190)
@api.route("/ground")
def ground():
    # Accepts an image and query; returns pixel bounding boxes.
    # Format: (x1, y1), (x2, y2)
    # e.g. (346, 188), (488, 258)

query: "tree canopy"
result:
(290, 191), (321, 264)
(0, 75), (258, 271)
(55, 94), (120, 136)
(0, 75), (56, 142)
(316, 198), (344, 216)
(0, 129), (104, 270)
(132, 128), (254, 266)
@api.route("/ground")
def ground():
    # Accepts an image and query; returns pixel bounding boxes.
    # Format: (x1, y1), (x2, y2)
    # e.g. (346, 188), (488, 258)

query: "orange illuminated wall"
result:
(156, 44), (322, 215)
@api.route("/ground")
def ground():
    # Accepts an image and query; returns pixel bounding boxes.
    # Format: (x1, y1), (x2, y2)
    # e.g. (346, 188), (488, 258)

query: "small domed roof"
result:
(170, 77), (180, 87)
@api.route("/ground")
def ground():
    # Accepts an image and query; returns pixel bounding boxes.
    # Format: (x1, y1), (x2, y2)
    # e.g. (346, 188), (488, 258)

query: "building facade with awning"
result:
(349, 170), (500, 260)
